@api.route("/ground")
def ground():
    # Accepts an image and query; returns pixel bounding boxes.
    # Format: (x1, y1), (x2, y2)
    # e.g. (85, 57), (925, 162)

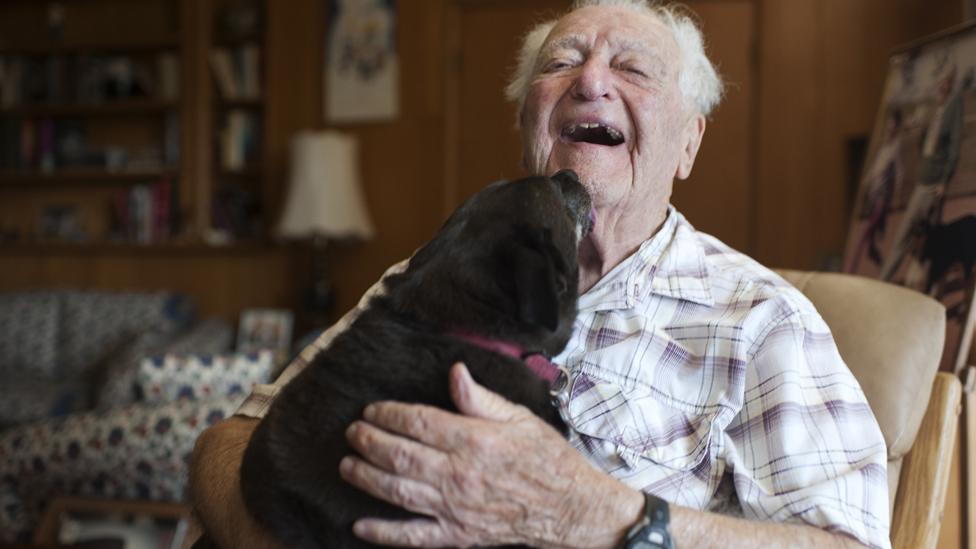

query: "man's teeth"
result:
(572, 123), (623, 140)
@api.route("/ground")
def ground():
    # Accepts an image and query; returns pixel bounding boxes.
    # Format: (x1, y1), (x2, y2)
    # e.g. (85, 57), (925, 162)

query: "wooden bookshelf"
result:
(0, 239), (282, 255)
(207, 0), (267, 240)
(0, 99), (178, 117)
(0, 39), (180, 56)
(0, 0), (273, 247)
(0, 169), (177, 187)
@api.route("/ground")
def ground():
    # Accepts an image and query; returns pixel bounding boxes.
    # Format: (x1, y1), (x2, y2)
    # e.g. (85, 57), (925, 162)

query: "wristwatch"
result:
(622, 492), (673, 549)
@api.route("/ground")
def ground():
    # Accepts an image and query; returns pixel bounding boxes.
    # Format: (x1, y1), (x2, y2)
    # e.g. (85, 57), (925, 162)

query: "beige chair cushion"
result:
(776, 270), (946, 510)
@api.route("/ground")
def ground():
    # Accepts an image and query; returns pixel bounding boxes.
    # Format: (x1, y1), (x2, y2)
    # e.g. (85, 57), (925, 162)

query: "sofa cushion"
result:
(94, 319), (234, 411)
(0, 377), (89, 431)
(59, 292), (195, 376)
(0, 292), (60, 377)
(136, 350), (272, 404)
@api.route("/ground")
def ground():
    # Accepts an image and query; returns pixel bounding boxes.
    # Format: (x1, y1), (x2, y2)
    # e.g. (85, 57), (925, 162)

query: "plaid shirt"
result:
(237, 207), (890, 549)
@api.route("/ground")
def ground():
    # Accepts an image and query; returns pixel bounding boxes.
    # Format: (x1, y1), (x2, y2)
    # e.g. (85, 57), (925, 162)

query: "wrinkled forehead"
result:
(541, 6), (680, 65)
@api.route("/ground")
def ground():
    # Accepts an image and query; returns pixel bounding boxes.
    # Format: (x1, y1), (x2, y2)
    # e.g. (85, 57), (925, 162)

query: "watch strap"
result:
(622, 492), (673, 549)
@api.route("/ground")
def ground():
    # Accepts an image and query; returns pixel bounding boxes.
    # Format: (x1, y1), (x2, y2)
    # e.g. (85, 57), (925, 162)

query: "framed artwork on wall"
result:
(843, 22), (976, 373)
(324, 0), (399, 123)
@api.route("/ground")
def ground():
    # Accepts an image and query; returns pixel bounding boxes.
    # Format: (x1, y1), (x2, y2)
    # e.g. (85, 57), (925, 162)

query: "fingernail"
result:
(363, 404), (376, 420)
(346, 422), (358, 437)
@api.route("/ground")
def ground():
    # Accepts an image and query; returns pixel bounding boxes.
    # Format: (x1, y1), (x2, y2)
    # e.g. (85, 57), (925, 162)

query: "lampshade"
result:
(277, 130), (375, 240)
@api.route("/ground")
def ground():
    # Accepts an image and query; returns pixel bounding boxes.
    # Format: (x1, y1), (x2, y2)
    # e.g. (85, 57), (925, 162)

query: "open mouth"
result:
(562, 122), (625, 146)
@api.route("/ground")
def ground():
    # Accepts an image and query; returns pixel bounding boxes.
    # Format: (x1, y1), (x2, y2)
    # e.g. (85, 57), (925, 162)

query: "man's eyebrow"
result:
(540, 34), (588, 56)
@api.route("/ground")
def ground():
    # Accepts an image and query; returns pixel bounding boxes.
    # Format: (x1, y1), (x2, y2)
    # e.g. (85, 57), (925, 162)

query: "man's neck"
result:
(577, 205), (669, 293)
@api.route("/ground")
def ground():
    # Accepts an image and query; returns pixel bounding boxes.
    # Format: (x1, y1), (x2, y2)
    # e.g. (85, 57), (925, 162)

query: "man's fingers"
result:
(339, 455), (443, 516)
(352, 517), (454, 547)
(345, 420), (449, 484)
(363, 400), (474, 450)
(449, 362), (528, 422)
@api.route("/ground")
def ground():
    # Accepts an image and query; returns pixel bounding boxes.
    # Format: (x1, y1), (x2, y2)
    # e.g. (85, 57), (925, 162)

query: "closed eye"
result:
(543, 60), (575, 73)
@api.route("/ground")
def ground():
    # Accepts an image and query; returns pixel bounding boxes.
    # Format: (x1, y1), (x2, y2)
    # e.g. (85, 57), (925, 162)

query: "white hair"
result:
(504, 0), (724, 119)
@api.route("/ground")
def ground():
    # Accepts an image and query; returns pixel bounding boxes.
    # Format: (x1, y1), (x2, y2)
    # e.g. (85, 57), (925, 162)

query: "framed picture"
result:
(842, 22), (976, 373)
(324, 0), (399, 123)
(33, 497), (191, 549)
(237, 308), (294, 356)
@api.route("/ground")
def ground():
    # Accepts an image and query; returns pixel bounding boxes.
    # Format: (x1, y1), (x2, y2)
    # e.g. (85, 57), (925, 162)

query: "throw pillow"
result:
(135, 350), (272, 404)
(94, 319), (234, 411)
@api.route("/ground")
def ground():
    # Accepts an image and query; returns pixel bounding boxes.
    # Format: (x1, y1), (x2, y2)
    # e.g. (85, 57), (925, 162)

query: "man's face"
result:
(519, 6), (695, 213)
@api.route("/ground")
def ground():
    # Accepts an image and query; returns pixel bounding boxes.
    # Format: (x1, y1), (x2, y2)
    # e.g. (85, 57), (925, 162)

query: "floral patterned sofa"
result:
(0, 290), (274, 542)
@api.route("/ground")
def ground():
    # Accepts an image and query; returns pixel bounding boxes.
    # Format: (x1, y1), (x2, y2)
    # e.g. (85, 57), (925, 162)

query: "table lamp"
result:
(278, 130), (375, 313)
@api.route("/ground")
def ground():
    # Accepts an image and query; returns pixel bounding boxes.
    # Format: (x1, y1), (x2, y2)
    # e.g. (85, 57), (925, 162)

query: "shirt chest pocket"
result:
(564, 371), (718, 471)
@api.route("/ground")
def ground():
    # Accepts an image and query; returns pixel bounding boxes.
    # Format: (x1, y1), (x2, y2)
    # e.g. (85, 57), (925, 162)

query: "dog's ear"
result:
(509, 240), (563, 332)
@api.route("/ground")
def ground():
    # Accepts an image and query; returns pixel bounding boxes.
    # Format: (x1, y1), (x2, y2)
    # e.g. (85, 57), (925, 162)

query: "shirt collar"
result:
(578, 205), (714, 312)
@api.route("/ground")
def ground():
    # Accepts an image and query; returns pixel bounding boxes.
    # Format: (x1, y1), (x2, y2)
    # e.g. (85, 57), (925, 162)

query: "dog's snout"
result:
(548, 170), (593, 239)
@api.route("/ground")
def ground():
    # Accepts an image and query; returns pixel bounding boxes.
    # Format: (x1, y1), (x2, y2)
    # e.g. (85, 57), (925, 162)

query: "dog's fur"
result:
(237, 171), (592, 548)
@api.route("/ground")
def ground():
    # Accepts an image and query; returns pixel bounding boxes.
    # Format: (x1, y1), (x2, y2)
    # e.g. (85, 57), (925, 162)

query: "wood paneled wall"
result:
(756, 0), (963, 270)
(0, 0), (967, 331)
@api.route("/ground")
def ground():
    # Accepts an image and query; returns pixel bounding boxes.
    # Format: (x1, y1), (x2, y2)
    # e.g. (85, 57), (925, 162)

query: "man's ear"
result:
(675, 113), (706, 180)
(509, 242), (561, 332)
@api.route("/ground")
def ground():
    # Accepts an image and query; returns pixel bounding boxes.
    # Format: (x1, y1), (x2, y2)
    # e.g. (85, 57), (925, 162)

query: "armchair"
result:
(777, 270), (961, 549)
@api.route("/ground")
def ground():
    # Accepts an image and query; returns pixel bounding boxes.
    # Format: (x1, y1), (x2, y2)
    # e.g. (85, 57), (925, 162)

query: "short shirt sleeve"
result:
(725, 307), (891, 549)
(235, 259), (410, 419)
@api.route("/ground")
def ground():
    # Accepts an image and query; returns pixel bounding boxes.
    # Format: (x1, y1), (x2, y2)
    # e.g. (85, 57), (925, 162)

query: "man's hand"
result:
(339, 362), (644, 548)
(189, 416), (283, 549)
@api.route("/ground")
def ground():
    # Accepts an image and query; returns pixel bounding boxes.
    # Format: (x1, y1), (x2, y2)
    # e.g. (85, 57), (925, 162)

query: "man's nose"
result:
(571, 60), (611, 101)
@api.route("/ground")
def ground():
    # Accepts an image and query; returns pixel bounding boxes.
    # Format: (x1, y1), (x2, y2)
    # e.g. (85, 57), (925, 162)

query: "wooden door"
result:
(446, 0), (758, 253)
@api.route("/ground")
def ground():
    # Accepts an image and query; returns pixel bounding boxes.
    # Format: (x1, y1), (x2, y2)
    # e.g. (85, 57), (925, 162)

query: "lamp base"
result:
(304, 235), (335, 318)
(305, 278), (335, 314)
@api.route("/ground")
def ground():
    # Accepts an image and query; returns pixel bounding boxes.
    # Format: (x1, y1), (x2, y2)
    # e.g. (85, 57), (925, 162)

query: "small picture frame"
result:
(237, 308), (294, 356)
(33, 496), (191, 549)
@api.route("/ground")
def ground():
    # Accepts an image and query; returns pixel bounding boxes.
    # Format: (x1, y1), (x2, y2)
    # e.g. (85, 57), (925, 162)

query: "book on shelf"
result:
(110, 176), (179, 244)
(219, 109), (259, 171)
(0, 53), (178, 107)
(0, 116), (179, 172)
(209, 45), (261, 101)
(157, 52), (180, 101)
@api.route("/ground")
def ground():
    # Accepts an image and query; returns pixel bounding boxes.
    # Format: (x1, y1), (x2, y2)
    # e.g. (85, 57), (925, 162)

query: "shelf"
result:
(0, 239), (286, 256)
(217, 99), (264, 109)
(0, 99), (178, 117)
(216, 167), (262, 179)
(0, 38), (181, 55)
(213, 33), (264, 48)
(0, 169), (177, 187)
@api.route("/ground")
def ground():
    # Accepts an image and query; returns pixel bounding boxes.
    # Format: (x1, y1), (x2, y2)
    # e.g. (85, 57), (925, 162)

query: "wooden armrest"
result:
(891, 372), (962, 549)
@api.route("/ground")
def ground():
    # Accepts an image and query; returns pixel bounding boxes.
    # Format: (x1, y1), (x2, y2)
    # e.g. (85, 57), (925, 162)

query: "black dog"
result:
(920, 214), (976, 296)
(238, 170), (592, 548)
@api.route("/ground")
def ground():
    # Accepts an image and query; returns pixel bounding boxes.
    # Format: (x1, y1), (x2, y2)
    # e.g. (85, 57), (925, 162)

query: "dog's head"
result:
(387, 170), (592, 356)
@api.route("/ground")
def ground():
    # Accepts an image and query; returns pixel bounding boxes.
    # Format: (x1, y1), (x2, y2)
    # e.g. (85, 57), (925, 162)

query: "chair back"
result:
(777, 270), (960, 549)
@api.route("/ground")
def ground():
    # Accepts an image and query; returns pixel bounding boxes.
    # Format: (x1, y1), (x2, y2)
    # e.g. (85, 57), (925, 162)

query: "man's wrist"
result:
(584, 482), (645, 549)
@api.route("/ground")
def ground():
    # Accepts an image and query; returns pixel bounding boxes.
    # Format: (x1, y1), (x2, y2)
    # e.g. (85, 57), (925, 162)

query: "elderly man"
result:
(191, 1), (889, 548)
